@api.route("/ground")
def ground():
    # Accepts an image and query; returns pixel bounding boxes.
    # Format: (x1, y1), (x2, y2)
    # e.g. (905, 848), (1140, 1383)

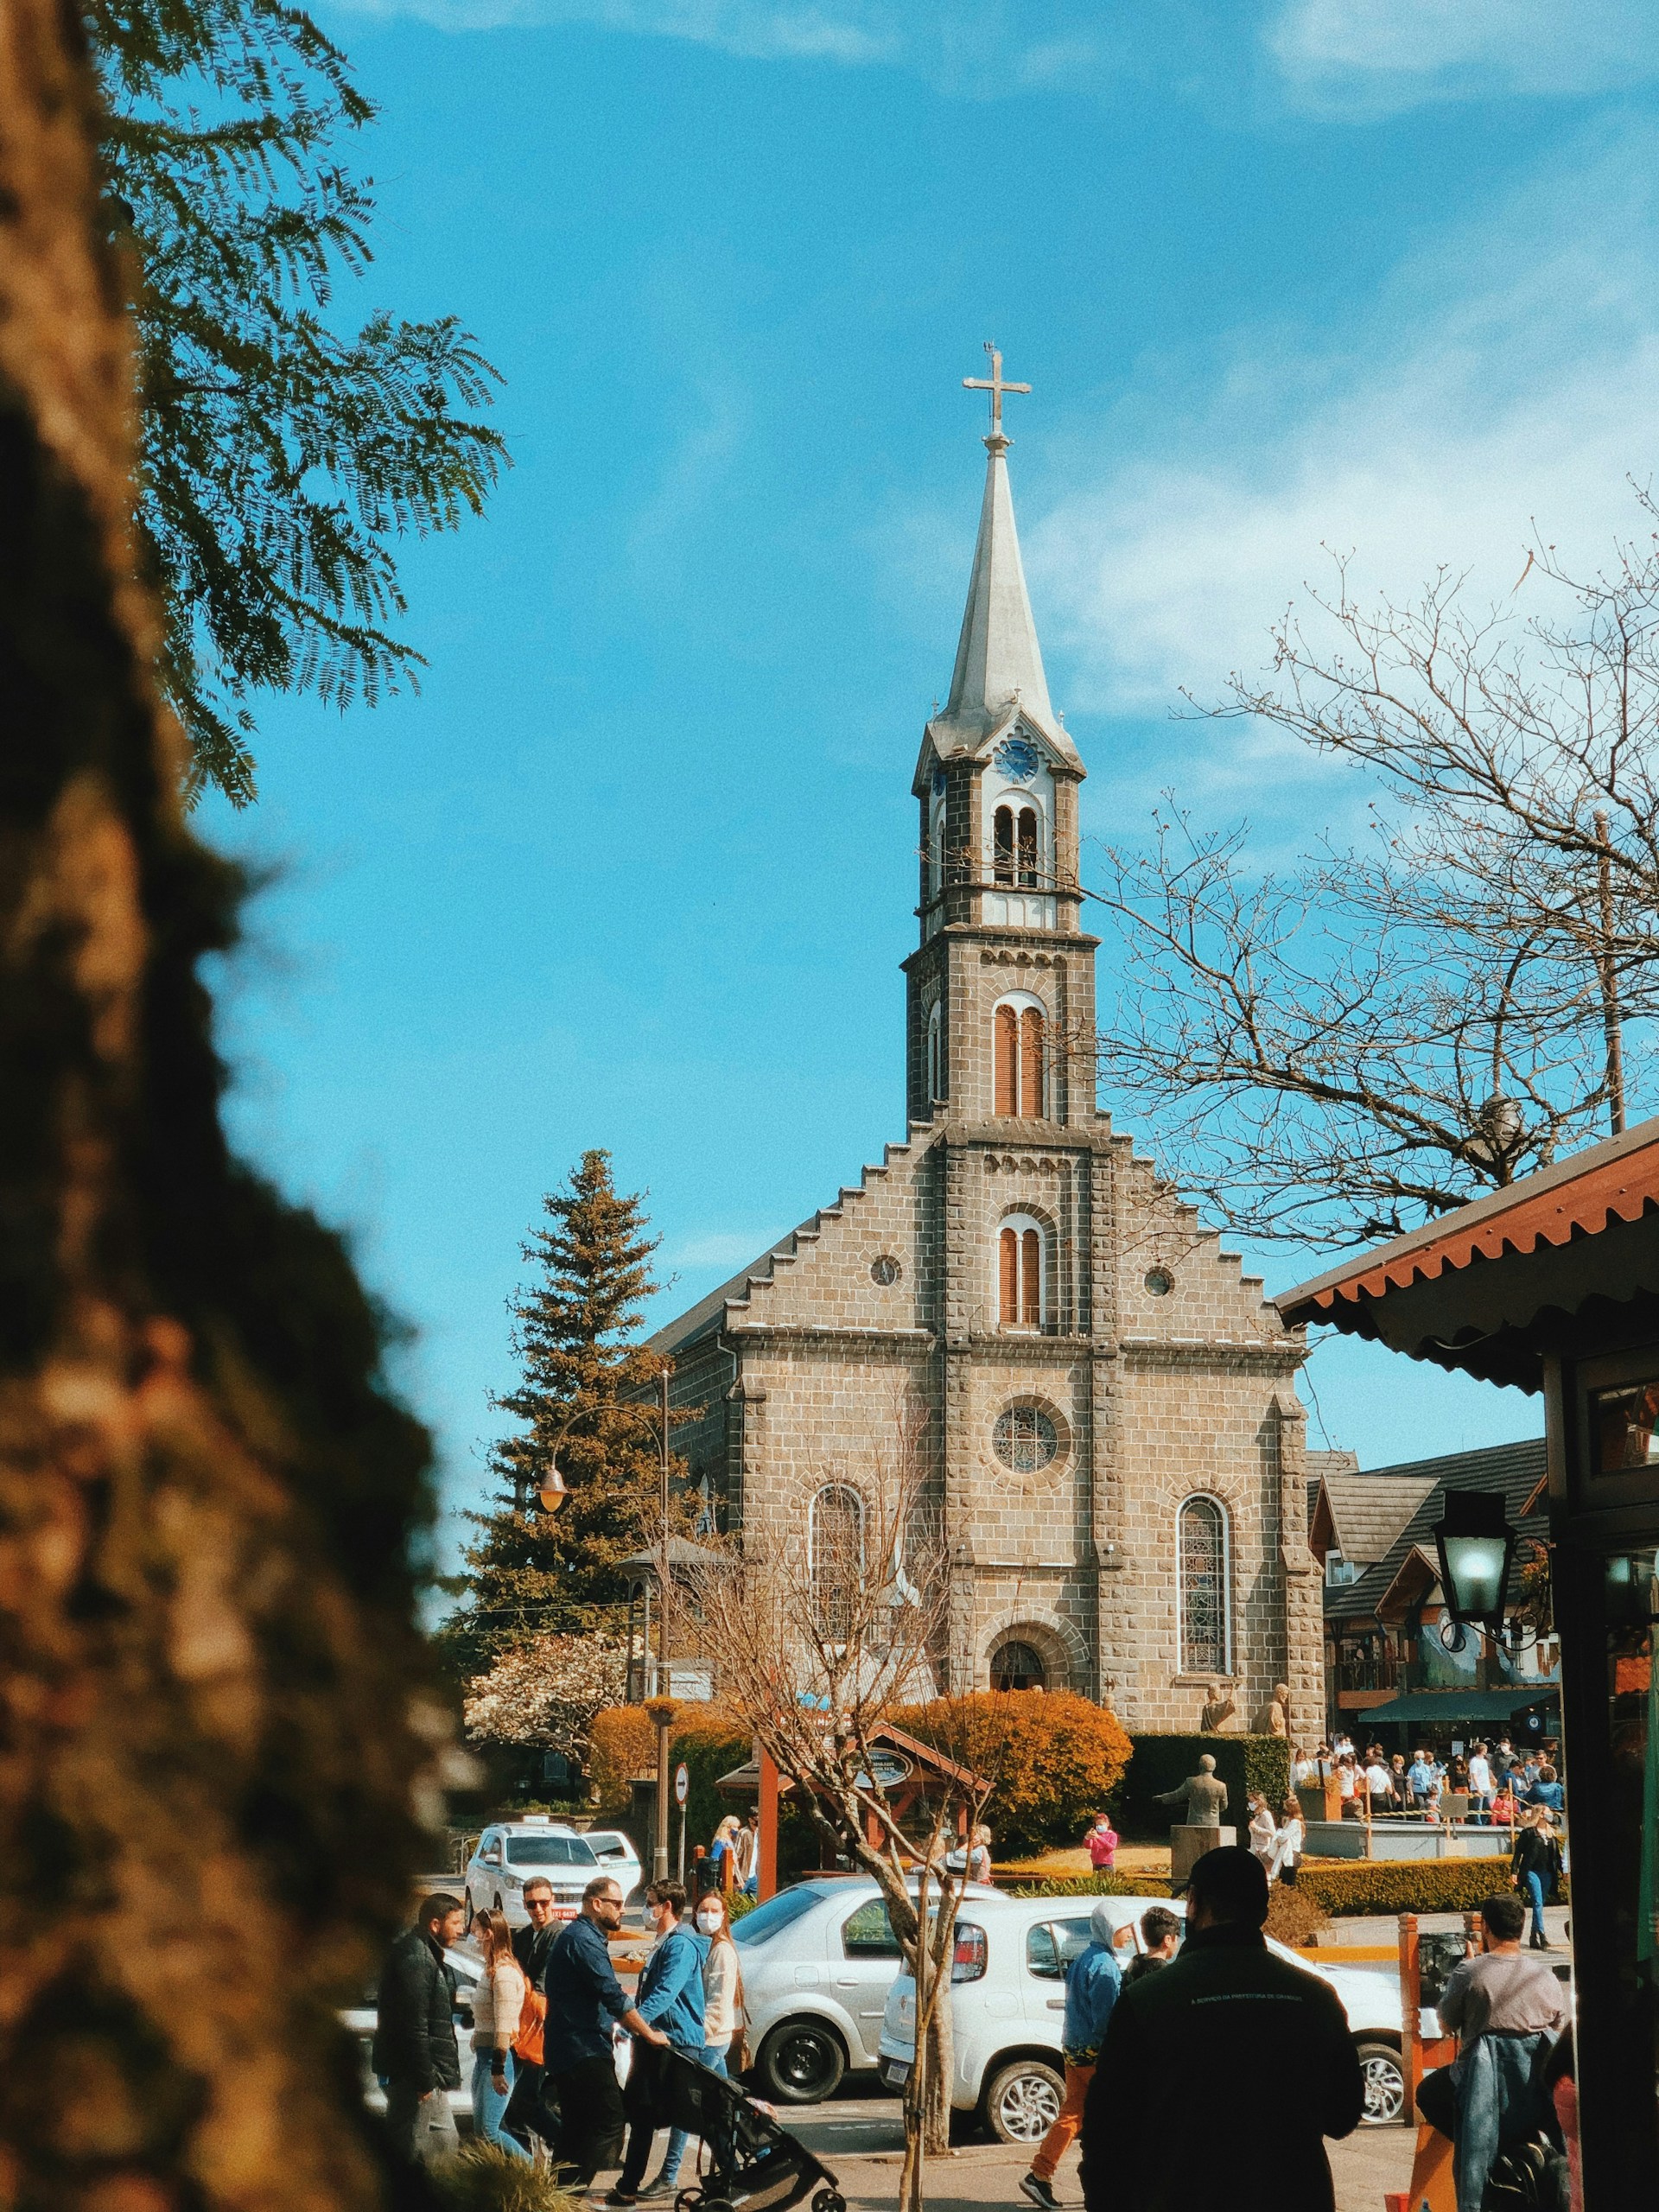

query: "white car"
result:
(731, 1876), (998, 2104)
(463, 1816), (601, 1928)
(876, 1893), (1408, 2140)
(343, 1943), (480, 2126)
(584, 1827), (645, 1899)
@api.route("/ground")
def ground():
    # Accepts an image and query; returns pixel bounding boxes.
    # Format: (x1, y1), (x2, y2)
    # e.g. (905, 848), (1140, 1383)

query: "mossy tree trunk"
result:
(0, 6), (440, 2209)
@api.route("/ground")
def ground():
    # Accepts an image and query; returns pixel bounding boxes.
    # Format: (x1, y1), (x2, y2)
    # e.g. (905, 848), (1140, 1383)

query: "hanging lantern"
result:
(537, 1459), (569, 1515)
(1433, 1489), (1516, 1633)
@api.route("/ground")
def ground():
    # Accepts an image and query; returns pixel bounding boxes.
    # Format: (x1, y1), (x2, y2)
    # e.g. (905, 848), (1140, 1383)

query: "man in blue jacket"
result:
(605, 1880), (709, 2208)
(1020, 1898), (1124, 2210)
(543, 1875), (668, 2191)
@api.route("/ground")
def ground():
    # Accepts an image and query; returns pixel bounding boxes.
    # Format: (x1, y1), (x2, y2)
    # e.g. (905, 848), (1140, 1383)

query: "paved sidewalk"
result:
(660, 2091), (1414, 2212)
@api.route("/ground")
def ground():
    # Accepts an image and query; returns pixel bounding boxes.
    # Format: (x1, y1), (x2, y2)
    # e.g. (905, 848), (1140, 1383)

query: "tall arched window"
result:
(1178, 1495), (1230, 1675)
(993, 995), (1046, 1118)
(810, 1484), (864, 1642)
(926, 1001), (944, 1102)
(997, 1212), (1046, 1328)
(993, 803), (1039, 887)
(928, 788), (945, 899)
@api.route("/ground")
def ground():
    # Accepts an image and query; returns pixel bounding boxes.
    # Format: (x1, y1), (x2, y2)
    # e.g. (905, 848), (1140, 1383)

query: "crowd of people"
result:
(373, 1869), (747, 2200)
(1294, 1731), (1567, 1830)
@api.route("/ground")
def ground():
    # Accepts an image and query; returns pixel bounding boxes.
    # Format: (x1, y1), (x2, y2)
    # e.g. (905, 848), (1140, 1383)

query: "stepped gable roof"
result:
(1322, 1438), (1548, 1625)
(1275, 1115), (1659, 1389)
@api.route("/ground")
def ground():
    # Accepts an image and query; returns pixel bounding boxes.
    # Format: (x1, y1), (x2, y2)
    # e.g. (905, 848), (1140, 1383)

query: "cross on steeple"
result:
(963, 341), (1030, 449)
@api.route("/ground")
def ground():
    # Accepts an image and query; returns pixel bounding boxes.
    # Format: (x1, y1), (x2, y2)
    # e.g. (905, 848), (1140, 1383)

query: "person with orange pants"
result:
(1019, 1899), (1122, 2210)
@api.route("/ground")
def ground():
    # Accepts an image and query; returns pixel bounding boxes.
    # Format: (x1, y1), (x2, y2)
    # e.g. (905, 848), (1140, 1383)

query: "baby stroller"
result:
(651, 2045), (846, 2212)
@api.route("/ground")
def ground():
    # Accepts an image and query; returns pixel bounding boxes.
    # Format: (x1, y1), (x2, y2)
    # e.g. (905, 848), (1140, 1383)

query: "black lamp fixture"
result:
(1433, 1489), (1517, 1634)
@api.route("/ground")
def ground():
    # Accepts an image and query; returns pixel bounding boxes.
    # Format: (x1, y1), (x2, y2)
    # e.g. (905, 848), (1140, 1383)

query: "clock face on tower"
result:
(994, 735), (1039, 783)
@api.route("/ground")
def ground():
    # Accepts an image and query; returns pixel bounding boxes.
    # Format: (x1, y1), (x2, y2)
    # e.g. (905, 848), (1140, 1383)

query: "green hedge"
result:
(1118, 1735), (1291, 1841)
(1004, 1872), (1172, 1899)
(1297, 1859), (1549, 1917)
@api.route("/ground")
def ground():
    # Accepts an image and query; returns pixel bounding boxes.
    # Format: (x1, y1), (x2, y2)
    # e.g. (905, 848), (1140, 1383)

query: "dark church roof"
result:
(1318, 1438), (1548, 1626)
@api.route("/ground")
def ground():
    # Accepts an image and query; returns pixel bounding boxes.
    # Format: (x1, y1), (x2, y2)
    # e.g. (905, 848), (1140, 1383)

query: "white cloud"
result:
(1027, 120), (1659, 775)
(1265, 0), (1659, 112)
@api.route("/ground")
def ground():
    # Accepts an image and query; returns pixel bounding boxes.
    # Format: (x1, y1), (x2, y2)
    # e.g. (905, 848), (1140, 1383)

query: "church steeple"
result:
(943, 423), (1054, 735)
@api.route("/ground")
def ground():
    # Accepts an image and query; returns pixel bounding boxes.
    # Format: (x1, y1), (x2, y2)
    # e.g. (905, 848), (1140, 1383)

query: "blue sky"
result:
(200, 0), (1659, 1559)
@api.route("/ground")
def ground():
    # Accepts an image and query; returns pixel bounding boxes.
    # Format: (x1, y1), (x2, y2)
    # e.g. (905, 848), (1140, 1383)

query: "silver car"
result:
(731, 1876), (995, 2104)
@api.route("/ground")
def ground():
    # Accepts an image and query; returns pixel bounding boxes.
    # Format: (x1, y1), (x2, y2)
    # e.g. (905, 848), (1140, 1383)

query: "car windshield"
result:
(732, 1885), (831, 1948)
(506, 1834), (597, 1866)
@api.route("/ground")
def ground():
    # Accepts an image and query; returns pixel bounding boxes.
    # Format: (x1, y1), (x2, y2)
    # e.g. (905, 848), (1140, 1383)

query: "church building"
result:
(651, 363), (1324, 1737)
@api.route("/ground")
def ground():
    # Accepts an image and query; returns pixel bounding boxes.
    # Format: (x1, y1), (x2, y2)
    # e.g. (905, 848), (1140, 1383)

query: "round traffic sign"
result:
(674, 1762), (690, 1807)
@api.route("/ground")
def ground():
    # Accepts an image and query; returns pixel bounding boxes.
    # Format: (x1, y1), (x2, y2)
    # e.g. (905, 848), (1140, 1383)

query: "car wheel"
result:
(983, 2058), (1065, 2146)
(758, 2021), (848, 2103)
(1355, 2039), (1406, 2126)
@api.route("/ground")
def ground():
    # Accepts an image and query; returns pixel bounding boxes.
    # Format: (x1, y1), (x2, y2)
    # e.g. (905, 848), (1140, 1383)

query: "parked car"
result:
(876, 1893), (1408, 2141)
(731, 1876), (997, 2104)
(463, 1816), (601, 1927)
(342, 1944), (480, 2126)
(584, 1827), (645, 1898)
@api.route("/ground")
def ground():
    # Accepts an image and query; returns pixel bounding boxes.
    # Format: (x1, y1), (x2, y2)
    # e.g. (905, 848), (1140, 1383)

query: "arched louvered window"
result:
(992, 804), (1039, 887)
(810, 1484), (864, 1642)
(926, 1001), (944, 1102)
(997, 1213), (1046, 1329)
(993, 805), (1015, 885)
(993, 996), (1046, 1118)
(1178, 1495), (1230, 1675)
(1016, 807), (1039, 887)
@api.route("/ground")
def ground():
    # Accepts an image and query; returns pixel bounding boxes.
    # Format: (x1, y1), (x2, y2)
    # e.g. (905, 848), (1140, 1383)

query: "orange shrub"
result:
(893, 1692), (1132, 1858)
(588, 1705), (654, 1809)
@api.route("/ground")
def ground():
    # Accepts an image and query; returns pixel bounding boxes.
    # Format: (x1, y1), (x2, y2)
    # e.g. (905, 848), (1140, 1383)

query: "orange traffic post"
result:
(758, 1744), (779, 1901)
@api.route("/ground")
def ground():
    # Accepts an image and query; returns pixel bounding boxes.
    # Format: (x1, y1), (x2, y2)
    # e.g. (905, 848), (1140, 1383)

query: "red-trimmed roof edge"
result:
(1275, 1114), (1659, 1322)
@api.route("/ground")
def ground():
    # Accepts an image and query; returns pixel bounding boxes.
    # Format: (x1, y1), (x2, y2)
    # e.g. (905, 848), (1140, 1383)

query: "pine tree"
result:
(455, 1152), (690, 1656)
(91, 0), (505, 804)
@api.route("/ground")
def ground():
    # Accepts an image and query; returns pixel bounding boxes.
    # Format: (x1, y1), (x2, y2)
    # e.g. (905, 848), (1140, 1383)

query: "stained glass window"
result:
(810, 1484), (863, 1641)
(994, 1406), (1058, 1472)
(1179, 1496), (1229, 1675)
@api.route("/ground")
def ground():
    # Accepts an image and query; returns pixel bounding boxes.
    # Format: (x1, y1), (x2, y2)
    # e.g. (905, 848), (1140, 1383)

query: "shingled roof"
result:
(1311, 1471), (1437, 1572)
(1319, 1438), (1548, 1625)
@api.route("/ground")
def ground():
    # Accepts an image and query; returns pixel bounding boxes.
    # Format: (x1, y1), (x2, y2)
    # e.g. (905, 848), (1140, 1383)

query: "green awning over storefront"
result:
(1362, 1687), (1560, 1725)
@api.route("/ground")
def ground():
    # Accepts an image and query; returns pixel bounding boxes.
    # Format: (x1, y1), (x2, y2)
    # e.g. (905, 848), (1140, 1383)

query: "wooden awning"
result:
(1275, 1115), (1659, 1389)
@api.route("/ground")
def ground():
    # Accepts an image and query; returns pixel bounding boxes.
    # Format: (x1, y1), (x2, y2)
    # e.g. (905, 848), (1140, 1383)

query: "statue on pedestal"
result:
(1250, 1681), (1291, 1738)
(1155, 1753), (1230, 1827)
(1198, 1681), (1240, 1734)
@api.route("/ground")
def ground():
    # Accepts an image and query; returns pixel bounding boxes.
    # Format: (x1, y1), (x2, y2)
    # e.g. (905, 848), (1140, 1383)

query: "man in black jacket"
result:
(1080, 1848), (1363, 2212)
(503, 1875), (563, 2153)
(373, 1893), (467, 2165)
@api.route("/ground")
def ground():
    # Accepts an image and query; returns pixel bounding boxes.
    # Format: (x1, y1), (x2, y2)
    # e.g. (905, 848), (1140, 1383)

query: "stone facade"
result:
(649, 425), (1322, 1740)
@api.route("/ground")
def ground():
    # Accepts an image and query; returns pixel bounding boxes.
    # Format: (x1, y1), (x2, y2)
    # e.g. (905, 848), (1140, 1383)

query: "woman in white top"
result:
(469, 1907), (531, 2163)
(1248, 1794), (1278, 1866)
(645, 1890), (746, 2197)
(1271, 1797), (1305, 1885)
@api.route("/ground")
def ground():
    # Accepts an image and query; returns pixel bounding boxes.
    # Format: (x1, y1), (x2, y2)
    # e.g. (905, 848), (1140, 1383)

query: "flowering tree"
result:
(464, 1632), (627, 1765)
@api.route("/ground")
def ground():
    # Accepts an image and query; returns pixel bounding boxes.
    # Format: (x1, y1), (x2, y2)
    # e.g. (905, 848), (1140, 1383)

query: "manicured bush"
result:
(1265, 1882), (1328, 1948)
(893, 1692), (1133, 1858)
(1002, 1872), (1173, 1899)
(1296, 1859), (1541, 1917)
(1118, 1734), (1291, 1844)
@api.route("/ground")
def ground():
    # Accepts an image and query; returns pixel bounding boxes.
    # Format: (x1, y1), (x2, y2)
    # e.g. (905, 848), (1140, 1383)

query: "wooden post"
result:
(1398, 1912), (1420, 2125)
(758, 1745), (779, 1901)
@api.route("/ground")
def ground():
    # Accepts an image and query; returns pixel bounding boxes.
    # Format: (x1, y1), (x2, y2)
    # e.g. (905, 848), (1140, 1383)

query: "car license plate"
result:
(883, 2061), (910, 2089)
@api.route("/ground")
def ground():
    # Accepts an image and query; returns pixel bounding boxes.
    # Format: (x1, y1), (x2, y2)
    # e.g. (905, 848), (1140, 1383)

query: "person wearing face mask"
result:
(604, 1882), (708, 2208)
(642, 1890), (745, 2198)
